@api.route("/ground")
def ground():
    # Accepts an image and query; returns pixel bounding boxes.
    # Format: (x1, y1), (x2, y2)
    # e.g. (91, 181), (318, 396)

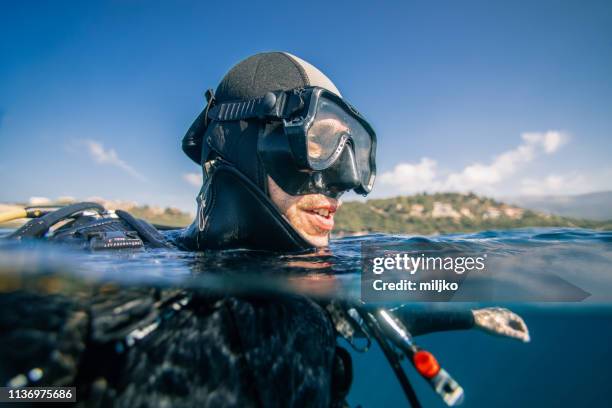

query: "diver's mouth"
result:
(302, 206), (336, 232)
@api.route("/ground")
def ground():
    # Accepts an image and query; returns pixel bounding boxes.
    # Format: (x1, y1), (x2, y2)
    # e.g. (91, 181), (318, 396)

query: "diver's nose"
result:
(320, 146), (361, 197)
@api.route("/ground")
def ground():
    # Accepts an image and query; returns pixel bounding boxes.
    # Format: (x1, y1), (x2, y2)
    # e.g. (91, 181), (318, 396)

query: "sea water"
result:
(0, 227), (611, 407)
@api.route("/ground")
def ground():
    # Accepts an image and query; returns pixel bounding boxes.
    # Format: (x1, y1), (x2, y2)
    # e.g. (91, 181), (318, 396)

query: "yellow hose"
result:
(0, 208), (28, 223)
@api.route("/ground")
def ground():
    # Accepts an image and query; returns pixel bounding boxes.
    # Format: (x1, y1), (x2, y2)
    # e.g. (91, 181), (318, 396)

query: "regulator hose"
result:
(7, 202), (105, 239)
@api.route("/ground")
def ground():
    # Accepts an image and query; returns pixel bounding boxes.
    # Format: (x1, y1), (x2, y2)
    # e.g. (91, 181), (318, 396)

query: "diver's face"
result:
(268, 176), (340, 247)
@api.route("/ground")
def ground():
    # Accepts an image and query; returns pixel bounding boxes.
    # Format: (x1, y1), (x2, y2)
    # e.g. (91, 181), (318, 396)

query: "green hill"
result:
(128, 205), (193, 227)
(334, 192), (612, 235)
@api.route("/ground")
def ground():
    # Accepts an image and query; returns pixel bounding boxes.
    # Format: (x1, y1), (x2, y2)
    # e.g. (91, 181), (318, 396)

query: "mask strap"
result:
(181, 88), (217, 164)
(208, 90), (304, 122)
(203, 89), (216, 127)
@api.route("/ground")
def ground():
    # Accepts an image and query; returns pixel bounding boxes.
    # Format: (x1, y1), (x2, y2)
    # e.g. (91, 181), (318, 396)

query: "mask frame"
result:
(206, 86), (377, 197)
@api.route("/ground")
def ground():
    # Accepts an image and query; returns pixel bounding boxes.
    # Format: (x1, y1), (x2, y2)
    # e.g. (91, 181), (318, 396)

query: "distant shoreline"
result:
(3, 193), (611, 235)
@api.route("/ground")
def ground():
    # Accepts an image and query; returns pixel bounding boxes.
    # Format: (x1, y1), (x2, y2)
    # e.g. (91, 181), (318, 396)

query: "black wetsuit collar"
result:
(176, 163), (313, 252)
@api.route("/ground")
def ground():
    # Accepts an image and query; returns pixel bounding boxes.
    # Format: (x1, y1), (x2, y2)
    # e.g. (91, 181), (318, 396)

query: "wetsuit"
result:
(0, 283), (341, 407)
(0, 202), (351, 407)
(1, 210), (477, 407)
(394, 307), (475, 337)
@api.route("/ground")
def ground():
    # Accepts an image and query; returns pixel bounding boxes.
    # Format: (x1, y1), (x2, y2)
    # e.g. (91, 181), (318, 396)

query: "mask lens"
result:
(306, 96), (374, 191)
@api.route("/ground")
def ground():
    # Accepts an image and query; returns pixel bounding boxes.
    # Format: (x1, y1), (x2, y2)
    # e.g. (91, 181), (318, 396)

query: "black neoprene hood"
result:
(178, 52), (348, 252)
(182, 52), (342, 167)
(215, 52), (341, 104)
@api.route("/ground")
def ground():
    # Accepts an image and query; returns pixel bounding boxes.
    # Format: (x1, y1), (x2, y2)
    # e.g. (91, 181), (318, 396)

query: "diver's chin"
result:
(302, 232), (330, 248)
(294, 209), (335, 247)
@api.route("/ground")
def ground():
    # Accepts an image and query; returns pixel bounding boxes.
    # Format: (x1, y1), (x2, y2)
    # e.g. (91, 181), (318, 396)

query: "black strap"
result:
(359, 307), (422, 408)
(207, 91), (304, 122)
(8, 202), (105, 239)
(114, 210), (173, 249)
(181, 88), (217, 164)
(203, 89), (216, 127)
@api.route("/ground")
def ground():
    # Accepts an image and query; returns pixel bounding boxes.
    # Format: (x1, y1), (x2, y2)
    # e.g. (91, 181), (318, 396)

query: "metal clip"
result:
(197, 164), (215, 232)
(326, 303), (372, 352)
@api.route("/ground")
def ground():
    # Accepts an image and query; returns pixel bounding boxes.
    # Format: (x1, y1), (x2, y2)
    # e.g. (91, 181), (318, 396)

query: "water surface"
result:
(1, 227), (611, 407)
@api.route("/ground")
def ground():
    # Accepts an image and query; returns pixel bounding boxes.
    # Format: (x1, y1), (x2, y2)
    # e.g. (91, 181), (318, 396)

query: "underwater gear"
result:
(5, 202), (173, 251)
(182, 52), (341, 166)
(355, 306), (422, 408)
(333, 304), (527, 406)
(393, 307), (475, 337)
(0, 205), (64, 224)
(178, 52), (376, 251)
(8, 202), (105, 239)
(177, 160), (312, 252)
(206, 86), (376, 197)
(114, 209), (172, 249)
(326, 302), (372, 352)
(1, 288), (342, 407)
(87, 230), (144, 250)
(373, 308), (464, 406)
(0, 207), (28, 224)
(331, 303), (468, 407)
(330, 346), (354, 405)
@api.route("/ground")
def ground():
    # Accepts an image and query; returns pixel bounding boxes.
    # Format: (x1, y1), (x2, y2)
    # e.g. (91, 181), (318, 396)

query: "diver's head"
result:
(182, 52), (376, 250)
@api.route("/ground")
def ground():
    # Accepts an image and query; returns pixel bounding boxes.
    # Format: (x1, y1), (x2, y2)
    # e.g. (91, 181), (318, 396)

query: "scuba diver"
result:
(1, 52), (529, 407)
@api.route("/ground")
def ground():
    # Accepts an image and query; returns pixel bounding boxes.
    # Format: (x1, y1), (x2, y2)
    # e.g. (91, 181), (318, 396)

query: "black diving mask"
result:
(207, 87), (377, 198)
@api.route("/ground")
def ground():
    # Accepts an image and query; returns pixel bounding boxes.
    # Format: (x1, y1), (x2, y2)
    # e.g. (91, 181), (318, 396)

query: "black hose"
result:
(359, 308), (422, 408)
(151, 224), (183, 231)
(114, 210), (173, 249)
(8, 202), (105, 239)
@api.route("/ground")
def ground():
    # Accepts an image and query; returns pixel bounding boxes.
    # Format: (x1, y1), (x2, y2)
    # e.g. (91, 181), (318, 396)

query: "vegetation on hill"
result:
(333, 192), (612, 235)
(129, 206), (193, 227)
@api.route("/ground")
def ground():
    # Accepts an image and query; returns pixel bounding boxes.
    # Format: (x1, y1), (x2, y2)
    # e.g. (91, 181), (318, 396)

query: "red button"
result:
(413, 350), (440, 379)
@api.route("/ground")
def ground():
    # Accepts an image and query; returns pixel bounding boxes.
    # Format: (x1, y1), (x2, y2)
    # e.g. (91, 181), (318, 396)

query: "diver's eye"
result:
(308, 118), (349, 139)
(307, 118), (350, 163)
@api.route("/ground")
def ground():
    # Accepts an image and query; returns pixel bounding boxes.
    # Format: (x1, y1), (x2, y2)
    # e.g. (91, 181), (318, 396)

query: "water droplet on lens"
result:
(28, 368), (43, 382)
(8, 374), (27, 387)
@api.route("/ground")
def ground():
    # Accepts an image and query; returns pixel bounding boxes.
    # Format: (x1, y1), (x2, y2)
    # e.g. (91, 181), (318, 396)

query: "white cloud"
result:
(80, 139), (147, 181)
(378, 130), (568, 195)
(378, 158), (438, 193)
(521, 131), (567, 154)
(183, 172), (203, 187)
(29, 196), (51, 205)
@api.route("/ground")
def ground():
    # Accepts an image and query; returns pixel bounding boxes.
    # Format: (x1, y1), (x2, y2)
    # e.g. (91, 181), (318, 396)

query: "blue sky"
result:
(1, 0), (611, 211)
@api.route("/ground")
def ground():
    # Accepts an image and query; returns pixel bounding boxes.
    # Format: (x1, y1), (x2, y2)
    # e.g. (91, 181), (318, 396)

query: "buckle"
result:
(203, 88), (216, 127)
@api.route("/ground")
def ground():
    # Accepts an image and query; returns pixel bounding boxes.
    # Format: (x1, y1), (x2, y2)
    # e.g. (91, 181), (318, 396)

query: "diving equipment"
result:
(206, 86), (377, 198)
(178, 160), (313, 251)
(7, 202), (106, 239)
(0, 205), (61, 224)
(5, 202), (172, 250)
(330, 303), (467, 407)
(182, 52), (342, 166)
(372, 308), (464, 406)
(178, 51), (377, 251)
